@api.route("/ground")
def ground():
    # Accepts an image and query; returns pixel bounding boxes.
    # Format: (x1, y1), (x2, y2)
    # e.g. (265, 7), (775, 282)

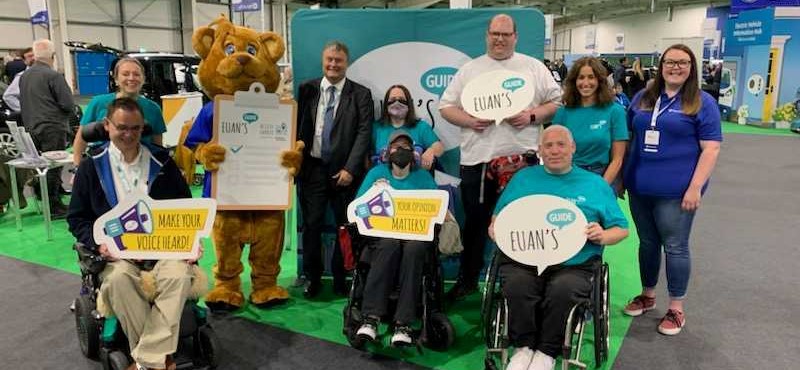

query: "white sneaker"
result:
(356, 320), (377, 342)
(390, 325), (413, 346)
(507, 346), (534, 370)
(529, 350), (556, 370)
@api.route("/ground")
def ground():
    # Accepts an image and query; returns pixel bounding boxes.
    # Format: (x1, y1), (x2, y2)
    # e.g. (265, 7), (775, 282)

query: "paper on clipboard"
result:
(211, 82), (297, 210)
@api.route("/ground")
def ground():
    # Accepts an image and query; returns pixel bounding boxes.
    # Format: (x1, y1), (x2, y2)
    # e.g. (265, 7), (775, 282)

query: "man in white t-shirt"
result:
(438, 13), (562, 300)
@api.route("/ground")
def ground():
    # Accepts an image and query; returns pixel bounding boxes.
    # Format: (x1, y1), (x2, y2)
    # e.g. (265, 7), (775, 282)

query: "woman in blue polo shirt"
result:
(622, 44), (722, 336)
(71, 57), (167, 165)
(371, 84), (443, 170)
(551, 57), (628, 188)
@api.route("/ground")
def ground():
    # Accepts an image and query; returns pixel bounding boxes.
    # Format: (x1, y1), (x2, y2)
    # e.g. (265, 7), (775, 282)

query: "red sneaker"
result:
(623, 295), (656, 316)
(658, 309), (686, 335)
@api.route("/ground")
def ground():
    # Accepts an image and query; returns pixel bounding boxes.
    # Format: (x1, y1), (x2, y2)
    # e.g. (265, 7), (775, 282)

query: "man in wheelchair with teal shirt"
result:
(486, 125), (629, 370)
(67, 98), (214, 370)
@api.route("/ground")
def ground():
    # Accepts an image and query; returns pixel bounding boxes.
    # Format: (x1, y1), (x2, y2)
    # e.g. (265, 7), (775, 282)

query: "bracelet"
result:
(529, 111), (537, 125)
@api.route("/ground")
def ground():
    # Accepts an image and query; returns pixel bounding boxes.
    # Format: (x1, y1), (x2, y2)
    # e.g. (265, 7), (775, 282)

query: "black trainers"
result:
(446, 279), (478, 301)
(356, 316), (379, 342)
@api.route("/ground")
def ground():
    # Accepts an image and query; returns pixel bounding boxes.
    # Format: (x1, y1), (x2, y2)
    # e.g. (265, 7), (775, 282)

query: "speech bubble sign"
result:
(93, 191), (217, 260)
(494, 194), (588, 275)
(347, 183), (449, 241)
(460, 69), (535, 123)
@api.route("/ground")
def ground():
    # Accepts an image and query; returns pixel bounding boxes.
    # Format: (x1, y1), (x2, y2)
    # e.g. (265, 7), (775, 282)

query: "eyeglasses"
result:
(105, 118), (144, 133)
(489, 31), (515, 39)
(663, 59), (691, 69)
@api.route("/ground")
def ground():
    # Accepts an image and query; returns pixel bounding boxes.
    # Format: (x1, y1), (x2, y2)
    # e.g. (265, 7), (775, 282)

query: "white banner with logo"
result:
(27, 0), (48, 25)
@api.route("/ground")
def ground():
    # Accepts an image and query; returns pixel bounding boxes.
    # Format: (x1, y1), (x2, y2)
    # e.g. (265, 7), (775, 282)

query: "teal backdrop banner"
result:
(291, 8), (546, 174)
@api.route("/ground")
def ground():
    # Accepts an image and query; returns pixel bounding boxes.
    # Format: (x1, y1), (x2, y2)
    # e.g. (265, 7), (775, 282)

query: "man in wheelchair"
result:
(67, 97), (198, 370)
(353, 130), (439, 347)
(488, 126), (628, 370)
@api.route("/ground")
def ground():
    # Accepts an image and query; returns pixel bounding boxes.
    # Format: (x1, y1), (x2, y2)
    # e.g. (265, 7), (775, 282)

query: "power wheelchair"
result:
(71, 243), (219, 370)
(340, 224), (455, 351)
(481, 252), (610, 370)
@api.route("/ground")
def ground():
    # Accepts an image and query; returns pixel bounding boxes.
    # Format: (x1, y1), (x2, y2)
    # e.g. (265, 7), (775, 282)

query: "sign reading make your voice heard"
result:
(347, 183), (449, 242)
(494, 195), (587, 274)
(461, 70), (535, 123)
(93, 192), (216, 260)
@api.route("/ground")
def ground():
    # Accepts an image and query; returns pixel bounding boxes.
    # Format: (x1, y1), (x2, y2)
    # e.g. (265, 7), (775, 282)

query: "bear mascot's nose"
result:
(237, 55), (251, 65)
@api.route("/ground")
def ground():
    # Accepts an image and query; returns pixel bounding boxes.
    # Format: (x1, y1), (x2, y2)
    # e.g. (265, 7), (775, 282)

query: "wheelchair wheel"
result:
(198, 325), (219, 369)
(422, 312), (454, 351)
(74, 295), (100, 359)
(562, 302), (590, 370)
(593, 264), (610, 365)
(106, 350), (130, 370)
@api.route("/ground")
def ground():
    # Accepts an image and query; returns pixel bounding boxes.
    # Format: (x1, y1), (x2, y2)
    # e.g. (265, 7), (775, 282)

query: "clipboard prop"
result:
(211, 82), (297, 210)
(92, 191), (217, 260)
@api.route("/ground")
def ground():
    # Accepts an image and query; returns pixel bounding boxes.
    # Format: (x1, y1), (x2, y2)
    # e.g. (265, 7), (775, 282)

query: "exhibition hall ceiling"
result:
(305, 0), (728, 25)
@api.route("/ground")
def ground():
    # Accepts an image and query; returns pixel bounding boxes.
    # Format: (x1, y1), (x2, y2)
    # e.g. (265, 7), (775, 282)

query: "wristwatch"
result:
(529, 111), (537, 125)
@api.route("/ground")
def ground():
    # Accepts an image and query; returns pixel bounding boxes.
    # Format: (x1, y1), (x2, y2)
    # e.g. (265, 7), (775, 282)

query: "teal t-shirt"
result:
(551, 103), (628, 168)
(371, 119), (439, 165)
(80, 93), (167, 143)
(493, 166), (628, 266)
(357, 165), (437, 197)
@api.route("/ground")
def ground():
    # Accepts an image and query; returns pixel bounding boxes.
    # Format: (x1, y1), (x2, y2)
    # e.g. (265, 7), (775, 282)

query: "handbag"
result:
(437, 213), (463, 255)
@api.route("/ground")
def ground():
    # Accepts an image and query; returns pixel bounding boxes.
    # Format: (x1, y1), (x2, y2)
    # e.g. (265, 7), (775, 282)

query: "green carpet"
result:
(722, 121), (798, 137)
(0, 190), (641, 369)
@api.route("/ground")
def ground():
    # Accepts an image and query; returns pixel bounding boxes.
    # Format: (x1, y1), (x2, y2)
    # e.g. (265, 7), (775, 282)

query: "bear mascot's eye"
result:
(246, 44), (257, 55)
(224, 44), (235, 55)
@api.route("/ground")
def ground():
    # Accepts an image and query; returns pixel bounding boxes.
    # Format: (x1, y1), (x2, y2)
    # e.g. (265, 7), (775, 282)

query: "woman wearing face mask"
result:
(551, 57), (628, 189)
(354, 130), (438, 347)
(72, 57), (167, 166)
(371, 85), (444, 170)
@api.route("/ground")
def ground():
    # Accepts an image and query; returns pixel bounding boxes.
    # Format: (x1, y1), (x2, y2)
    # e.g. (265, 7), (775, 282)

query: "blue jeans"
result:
(628, 193), (696, 299)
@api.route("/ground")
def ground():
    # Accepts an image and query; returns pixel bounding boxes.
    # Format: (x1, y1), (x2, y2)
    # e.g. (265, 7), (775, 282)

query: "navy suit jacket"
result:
(297, 77), (373, 180)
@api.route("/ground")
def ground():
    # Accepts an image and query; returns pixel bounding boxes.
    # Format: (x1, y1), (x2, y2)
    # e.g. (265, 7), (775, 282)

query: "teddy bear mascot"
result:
(184, 15), (304, 312)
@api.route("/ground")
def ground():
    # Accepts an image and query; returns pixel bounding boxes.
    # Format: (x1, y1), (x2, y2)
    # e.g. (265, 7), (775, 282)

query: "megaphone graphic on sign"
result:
(103, 200), (153, 250)
(355, 190), (394, 229)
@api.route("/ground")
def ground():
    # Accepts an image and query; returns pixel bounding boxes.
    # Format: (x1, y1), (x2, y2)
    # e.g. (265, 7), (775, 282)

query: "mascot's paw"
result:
(250, 286), (289, 308)
(204, 286), (244, 313)
(196, 143), (226, 171)
(279, 140), (304, 177)
(190, 265), (209, 299)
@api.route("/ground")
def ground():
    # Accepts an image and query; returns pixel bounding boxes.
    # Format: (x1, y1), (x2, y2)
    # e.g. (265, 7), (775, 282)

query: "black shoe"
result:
(446, 280), (478, 301)
(303, 280), (322, 299)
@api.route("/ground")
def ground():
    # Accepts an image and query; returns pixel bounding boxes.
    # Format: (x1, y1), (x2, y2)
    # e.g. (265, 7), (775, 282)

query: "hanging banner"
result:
(27, 0), (48, 25)
(232, 0), (262, 12)
(544, 14), (553, 46)
(614, 33), (625, 51)
(585, 26), (597, 50)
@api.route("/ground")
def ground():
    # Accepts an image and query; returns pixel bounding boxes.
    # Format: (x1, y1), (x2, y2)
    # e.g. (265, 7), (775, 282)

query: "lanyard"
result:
(649, 96), (677, 130)
(110, 148), (145, 195)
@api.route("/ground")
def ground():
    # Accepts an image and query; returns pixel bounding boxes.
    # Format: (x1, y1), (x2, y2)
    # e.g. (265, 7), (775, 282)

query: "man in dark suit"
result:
(297, 41), (374, 298)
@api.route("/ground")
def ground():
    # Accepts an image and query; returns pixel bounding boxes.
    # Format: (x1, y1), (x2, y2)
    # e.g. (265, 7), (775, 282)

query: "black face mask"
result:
(389, 147), (414, 169)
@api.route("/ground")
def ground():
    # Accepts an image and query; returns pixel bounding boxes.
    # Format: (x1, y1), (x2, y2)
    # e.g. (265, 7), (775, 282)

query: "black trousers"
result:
(499, 256), (598, 358)
(360, 238), (430, 325)
(31, 127), (67, 204)
(297, 157), (356, 283)
(458, 163), (499, 285)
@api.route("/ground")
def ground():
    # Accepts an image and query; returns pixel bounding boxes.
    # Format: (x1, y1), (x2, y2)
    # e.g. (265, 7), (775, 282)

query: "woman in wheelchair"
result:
(353, 130), (438, 347)
(67, 98), (199, 370)
(487, 126), (628, 370)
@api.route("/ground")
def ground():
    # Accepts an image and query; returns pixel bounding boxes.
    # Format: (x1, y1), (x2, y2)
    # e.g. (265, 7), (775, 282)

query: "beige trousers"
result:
(99, 260), (191, 369)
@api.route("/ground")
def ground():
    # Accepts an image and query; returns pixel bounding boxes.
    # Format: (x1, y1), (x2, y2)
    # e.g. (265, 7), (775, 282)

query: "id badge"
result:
(643, 130), (660, 152)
